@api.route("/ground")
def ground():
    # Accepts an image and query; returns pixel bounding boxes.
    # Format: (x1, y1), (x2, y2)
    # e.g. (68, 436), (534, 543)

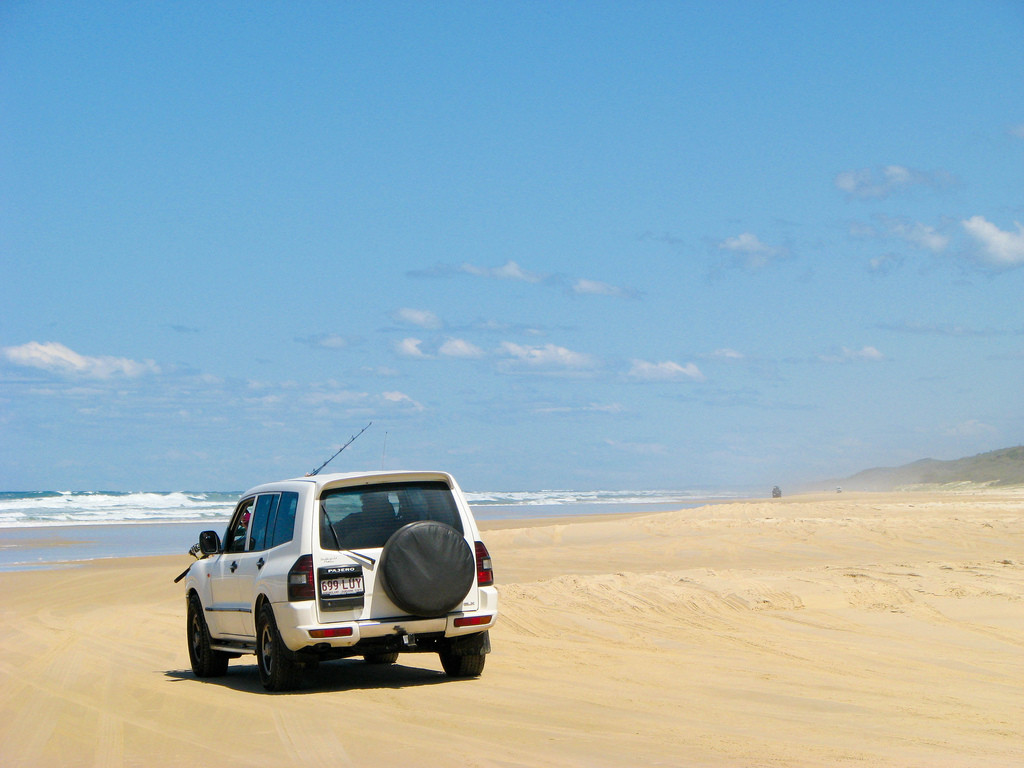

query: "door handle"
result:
(230, 560), (238, 573)
(257, 557), (265, 569)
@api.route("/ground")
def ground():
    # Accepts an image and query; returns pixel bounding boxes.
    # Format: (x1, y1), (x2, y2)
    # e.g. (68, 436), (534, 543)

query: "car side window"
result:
(225, 498), (255, 553)
(248, 494), (278, 551)
(267, 492), (298, 549)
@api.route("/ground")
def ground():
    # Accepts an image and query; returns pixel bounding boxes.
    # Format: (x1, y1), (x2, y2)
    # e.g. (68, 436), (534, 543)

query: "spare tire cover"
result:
(378, 521), (475, 618)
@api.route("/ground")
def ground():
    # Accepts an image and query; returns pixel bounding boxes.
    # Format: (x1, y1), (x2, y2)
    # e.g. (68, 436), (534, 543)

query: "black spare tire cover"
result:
(377, 521), (475, 618)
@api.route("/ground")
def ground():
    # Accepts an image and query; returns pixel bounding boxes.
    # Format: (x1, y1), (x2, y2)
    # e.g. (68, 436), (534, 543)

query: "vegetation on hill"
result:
(815, 446), (1024, 492)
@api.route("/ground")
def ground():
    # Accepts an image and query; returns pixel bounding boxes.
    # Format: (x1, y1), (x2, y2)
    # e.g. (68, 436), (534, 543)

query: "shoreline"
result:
(4, 486), (1023, 571)
(0, 498), (722, 572)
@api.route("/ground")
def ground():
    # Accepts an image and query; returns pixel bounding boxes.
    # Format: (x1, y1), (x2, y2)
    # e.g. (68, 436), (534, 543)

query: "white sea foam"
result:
(462, 489), (738, 506)
(0, 491), (238, 528)
(0, 487), (743, 528)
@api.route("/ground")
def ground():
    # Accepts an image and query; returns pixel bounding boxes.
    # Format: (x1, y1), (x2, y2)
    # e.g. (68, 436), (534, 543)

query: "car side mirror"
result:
(199, 530), (222, 555)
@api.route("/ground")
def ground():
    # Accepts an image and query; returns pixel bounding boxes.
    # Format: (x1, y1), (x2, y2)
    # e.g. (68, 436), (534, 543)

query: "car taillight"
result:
(475, 541), (493, 586)
(287, 554), (315, 601)
(454, 614), (492, 628)
(309, 626), (353, 638)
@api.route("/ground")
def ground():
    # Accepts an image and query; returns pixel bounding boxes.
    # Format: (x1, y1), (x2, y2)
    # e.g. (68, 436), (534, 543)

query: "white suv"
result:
(184, 471), (497, 691)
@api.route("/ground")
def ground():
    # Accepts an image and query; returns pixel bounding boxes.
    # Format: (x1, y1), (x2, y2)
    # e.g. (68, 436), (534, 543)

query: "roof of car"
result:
(242, 470), (455, 497)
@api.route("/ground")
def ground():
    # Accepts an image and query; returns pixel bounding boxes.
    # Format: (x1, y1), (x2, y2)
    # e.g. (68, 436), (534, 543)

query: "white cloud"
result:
(718, 233), (786, 268)
(713, 348), (744, 360)
(382, 391), (424, 411)
(306, 389), (367, 406)
(628, 359), (705, 381)
(2, 341), (160, 379)
(393, 308), (442, 329)
(296, 333), (348, 349)
(572, 278), (637, 298)
(881, 165), (913, 185)
(942, 419), (998, 438)
(317, 334), (348, 349)
(535, 402), (624, 414)
(721, 233), (766, 252)
(395, 337), (429, 358)
(885, 218), (949, 253)
(603, 438), (668, 455)
(868, 253), (904, 273)
(461, 260), (543, 283)
(421, 259), (639, 299)
(818, 346), (885, 363)
(835, 168), (881, 198)
(961, 216), (1024, 268)
(835, 165), (950, 199)
(438, 338), (484, 358)
(852, 215), (949, 263)
(848, 346), (884, 361)
(364, 365), (400, 377)
(494, 261), (539, 281)
(499, 341), (597, 369)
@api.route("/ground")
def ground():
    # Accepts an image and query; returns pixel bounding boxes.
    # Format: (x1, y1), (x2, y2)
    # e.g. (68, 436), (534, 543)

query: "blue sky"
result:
(2, 1), (1023, 492)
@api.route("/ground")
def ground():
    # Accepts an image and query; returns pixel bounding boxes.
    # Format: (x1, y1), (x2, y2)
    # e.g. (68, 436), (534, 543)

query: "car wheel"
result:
(378, 521), (476, 617)
(439, 650), (486, 677)
(256, 604), (302, 692)
(363, 652), (399, 665)
(187, 594), (229, 678)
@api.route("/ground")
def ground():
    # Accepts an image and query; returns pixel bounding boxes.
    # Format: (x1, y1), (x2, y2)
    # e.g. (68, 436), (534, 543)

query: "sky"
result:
(2, 1), (1023, 493)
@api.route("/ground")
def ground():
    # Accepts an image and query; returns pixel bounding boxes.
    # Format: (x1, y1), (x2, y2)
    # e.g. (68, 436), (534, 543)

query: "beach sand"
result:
(1, 491), (1021, 767)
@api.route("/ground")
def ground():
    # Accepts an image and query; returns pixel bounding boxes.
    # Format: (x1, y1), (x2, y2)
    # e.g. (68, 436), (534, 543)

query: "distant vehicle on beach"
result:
(771, 486), (782, 498)
(181, 470), (497, 691)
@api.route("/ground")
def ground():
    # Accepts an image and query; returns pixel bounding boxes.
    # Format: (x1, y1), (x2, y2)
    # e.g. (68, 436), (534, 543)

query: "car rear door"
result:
(227, 492), (280, 637)
(315, 480), (477, 622)
(207, 497), (255, 636)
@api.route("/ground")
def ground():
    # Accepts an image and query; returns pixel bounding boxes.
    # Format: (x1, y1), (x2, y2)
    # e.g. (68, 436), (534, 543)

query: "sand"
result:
(0, 491), (1021, 767)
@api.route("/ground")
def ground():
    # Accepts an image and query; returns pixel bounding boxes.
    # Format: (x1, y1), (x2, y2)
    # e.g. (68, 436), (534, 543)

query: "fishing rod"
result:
(306, 422), (372, 476)
(174, 422), (374, 582)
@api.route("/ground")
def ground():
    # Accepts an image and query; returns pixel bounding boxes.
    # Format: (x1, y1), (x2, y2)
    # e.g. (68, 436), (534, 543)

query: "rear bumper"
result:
(274, 588), (498, 653)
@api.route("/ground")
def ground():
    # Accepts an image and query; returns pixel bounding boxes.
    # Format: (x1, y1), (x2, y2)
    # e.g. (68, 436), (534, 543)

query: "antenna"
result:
(381, 431), (388, 469)
(306, 422), (372, 476)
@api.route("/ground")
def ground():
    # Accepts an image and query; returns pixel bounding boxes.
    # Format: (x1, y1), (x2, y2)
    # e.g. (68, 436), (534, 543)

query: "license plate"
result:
(320, 575), (364, 597)
(318, 565), (365, 605)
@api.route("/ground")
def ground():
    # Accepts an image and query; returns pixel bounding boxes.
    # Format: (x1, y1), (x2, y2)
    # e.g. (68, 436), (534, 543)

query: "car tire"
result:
(256, 603), (303, 692)
(363, 652), (399, 665)
(378, 521), (476, 617)
(187, 594), (229, 678)
(439, 650), (486, 677)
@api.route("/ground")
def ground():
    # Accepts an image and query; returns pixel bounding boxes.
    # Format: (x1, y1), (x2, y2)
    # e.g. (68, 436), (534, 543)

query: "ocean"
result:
(0, 488), (744, 571)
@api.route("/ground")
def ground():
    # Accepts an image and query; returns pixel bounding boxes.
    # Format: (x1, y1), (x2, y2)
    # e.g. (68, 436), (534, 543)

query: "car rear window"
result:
(319, 481), (464, 551)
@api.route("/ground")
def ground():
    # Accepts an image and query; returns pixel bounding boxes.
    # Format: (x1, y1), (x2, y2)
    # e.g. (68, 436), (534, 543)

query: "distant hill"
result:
(813, 446), (1024, 492)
